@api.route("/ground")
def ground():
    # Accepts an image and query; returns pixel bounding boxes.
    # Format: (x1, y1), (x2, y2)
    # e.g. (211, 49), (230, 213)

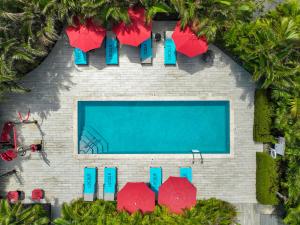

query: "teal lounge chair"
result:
(164, 31), (176, 65)
(106, 32), (118, 65)
(180, 167), (192, 183)
(74, 48), (88, 65)
(83, 167), (97, 201)
(140, 37), (152, 64)
(103, 167), (117, 201)
(150, 167), (162, 194)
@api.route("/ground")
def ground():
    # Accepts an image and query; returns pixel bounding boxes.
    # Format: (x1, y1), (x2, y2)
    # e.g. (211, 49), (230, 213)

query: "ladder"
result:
(192, 149), (203, 164)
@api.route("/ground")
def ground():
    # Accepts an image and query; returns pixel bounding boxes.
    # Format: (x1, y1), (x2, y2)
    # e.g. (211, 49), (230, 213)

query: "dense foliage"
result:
(256, 152), (278, 205)
(0, 200), (49, 225)
(0, 0), (257, 98)
(222, 1), (300, 223)
(253, 90), (274, 143)
(1, 0), (300, 223)
(54, 198), (238, 225)
(0, 0), (60, 98)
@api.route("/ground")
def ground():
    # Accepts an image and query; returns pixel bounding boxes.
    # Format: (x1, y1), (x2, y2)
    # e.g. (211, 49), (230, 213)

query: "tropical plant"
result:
(52, 0), (130, 26)
(284, 204), (300, 225)
(169, 0), (257, 41)
(223, 17), (300, 89)
(54, 198), (238, 225)
(0, 200), (49, 225)
(0, 0), (59, 98)
(140, 0), (172, 23)
(221, 0), (300, 222)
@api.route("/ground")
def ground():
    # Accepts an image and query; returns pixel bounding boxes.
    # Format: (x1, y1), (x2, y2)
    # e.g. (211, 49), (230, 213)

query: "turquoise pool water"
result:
(78, 101), (230, 154)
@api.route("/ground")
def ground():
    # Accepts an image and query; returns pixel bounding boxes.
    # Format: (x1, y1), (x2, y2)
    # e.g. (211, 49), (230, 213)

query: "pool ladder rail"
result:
(192, 149), (203, 164)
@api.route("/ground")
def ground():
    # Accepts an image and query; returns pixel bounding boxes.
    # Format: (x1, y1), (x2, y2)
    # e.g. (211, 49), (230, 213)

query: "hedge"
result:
(254, 89), (274, 143)
(256, 152), (278, 205)
(54, 198), (238, 225)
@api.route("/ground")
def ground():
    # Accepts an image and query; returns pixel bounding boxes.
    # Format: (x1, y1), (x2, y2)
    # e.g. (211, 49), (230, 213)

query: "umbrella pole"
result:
(0, 169), (17, 179)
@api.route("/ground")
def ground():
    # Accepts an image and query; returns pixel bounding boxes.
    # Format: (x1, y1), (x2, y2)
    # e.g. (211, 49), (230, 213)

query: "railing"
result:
(192, 149), (203, 164)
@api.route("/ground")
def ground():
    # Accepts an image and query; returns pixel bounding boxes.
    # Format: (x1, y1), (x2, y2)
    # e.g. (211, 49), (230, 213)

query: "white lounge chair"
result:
(270, 137), (285, 158)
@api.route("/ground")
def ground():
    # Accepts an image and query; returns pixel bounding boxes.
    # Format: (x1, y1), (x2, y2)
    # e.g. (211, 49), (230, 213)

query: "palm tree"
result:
(224, 15), (300, 89)
(169, 0), (256, 42)
(52, 0), (130, 27)
(0, 0), (59, 98)
(140, 0), (172, 23)
(0, 200), (49, 225)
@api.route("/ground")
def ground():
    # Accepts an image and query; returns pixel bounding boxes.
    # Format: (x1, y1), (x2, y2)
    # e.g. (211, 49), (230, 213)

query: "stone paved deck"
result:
(0, 22), (262, 223)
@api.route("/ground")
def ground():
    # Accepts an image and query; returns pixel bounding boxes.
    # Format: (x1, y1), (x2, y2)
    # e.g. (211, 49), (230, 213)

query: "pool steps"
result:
(79, 126), (108, 154)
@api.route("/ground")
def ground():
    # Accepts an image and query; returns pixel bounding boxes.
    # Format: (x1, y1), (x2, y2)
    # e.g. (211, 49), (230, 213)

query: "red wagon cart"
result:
(0, 110), (43, 162)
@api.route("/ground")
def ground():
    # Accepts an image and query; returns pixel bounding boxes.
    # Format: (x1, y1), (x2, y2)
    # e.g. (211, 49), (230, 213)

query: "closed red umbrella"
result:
(158, 176), (197, 214)
(117, 182), (155, 214)
(172, 22), (208, 57)
(66, 18), (106, 52)
(113, 8), (152, 46)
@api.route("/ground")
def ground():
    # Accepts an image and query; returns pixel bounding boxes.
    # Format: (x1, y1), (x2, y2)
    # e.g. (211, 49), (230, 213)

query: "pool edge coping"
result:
(73, 96), (235, 159)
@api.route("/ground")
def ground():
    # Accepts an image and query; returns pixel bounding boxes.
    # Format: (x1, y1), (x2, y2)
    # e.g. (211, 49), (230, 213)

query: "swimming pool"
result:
(77, 100), (230, 155)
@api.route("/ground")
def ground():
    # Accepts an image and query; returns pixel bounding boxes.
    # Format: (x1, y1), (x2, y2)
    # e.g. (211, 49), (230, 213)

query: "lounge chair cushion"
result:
(74, 48), (87, 65)
(150, 167), (162, 193)
(164, 38), (176, 65)
(180, 167), (192, 183)
(140, 38), (152, 64)
(104, 167), (117, 194)
(84, 167), (97, 194)
(106, 38), (118, 65)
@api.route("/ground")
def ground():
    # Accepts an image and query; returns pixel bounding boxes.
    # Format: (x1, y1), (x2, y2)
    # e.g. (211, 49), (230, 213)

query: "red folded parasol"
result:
(172, 22), (208, 57)
(66, 18), (106, 52)
(113, 8), (152, 46)
(158, 176), (197, 214)
(117, 182), (155, 213)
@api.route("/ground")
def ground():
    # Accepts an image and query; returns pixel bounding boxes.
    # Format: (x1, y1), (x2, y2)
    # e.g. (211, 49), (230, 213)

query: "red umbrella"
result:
(117, 182), (155, 214)
(113, 8), (152, 46)
(66, 18), (106, 52)
(158, 176), (197, 214)
(172, 22), (208, 57)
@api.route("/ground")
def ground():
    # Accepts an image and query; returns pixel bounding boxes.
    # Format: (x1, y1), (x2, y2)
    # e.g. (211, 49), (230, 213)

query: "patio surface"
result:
(0, 22), (262, 223)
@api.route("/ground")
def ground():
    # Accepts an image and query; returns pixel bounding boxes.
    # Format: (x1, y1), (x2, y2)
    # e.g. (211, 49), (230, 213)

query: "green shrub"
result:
(0, 200), (49, 225)
(256, 152), (278, 205)
(284, 204), (300, 225)
(54, 198), (238, 225)
(254, 89), (274, 143)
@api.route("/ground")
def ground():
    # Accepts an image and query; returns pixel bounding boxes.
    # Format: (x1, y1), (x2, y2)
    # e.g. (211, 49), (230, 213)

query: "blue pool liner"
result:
(77, 101), (230, 154)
